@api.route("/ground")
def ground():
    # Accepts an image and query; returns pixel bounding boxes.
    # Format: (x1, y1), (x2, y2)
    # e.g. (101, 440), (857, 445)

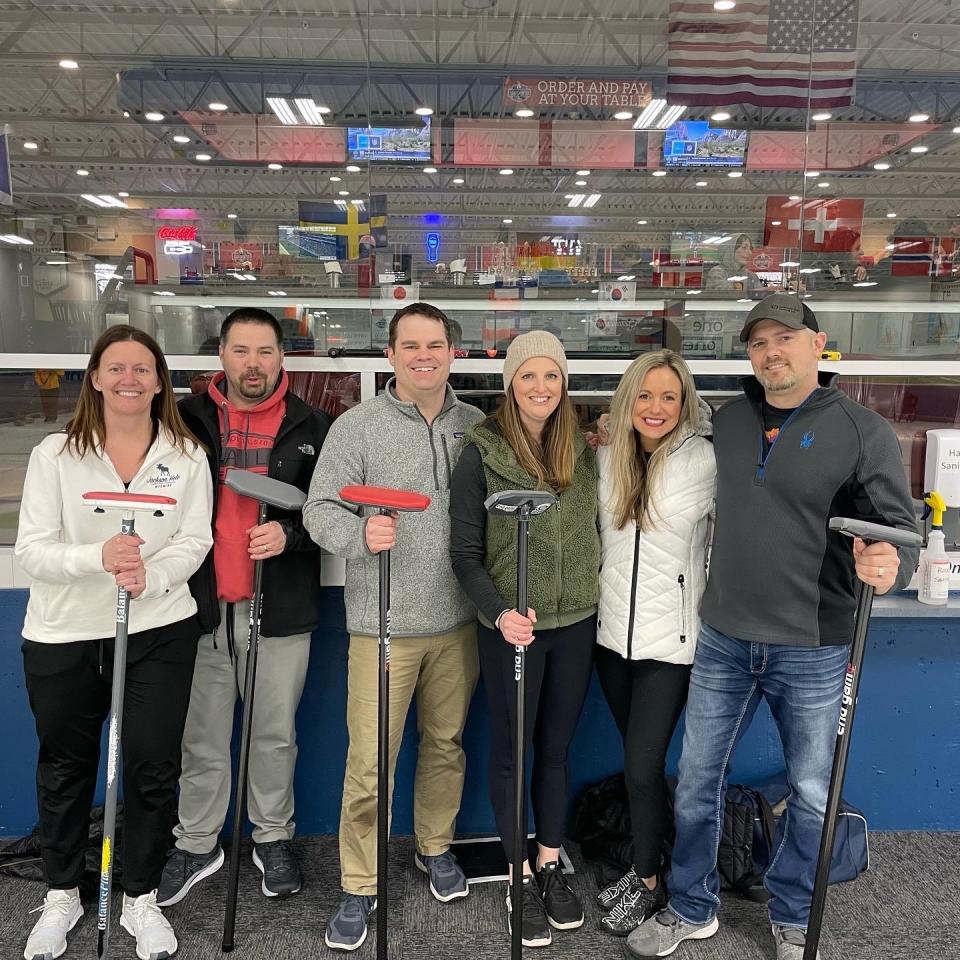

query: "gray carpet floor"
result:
(2, 833), (958, 960)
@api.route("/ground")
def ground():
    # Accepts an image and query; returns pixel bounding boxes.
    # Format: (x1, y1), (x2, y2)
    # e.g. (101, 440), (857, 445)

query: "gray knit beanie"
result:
(502, 330), (568, 392)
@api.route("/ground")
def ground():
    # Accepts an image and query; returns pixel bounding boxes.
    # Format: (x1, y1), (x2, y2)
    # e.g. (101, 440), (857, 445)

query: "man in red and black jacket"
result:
(158, 308), (330, 906)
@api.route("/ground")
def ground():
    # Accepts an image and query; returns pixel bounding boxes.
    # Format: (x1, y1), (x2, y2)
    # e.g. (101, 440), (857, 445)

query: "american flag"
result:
(667, 0), (859, 109)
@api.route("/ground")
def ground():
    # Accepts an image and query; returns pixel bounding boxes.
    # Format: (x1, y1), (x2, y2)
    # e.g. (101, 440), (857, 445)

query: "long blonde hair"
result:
(495, 380), (579, 492)
(64, 325), (201, 457)
(607, 350), (700, 530)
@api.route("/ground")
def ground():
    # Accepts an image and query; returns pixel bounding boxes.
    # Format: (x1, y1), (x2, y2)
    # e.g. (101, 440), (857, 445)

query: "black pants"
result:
(22, 616), (200, 895)
(478, 616), (596, 863)
(594, 645), (691, 878)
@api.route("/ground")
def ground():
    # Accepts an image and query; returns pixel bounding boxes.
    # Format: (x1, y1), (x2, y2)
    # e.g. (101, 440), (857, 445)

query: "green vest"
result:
(469, 423), (600, 631)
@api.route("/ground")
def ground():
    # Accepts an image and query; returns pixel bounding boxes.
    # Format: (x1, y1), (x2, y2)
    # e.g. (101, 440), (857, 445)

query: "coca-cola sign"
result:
(156, 225), (198, 241)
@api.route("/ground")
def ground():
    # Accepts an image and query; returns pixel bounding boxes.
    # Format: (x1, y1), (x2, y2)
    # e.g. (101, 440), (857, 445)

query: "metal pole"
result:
(377, 511), (392, 960)
(511, 502), (531, 960)
(803, 581), (874, 960)
(222, 502), (268, 952)
(97, 515), (135, 960)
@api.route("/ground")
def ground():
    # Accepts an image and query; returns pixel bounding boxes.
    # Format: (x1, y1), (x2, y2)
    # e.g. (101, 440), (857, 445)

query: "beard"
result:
(236, 371), (270, 400)
(755, 365), (801, 393)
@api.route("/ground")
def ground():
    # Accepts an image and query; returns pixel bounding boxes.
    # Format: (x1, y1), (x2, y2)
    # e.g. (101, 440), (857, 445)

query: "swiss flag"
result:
(764, 196), (864, 254)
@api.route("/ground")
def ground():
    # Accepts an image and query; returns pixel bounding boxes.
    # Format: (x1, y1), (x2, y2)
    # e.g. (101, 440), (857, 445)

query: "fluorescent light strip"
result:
(634, 98), (666, 129)
(656, 104), (687, 129)
(98, 194), (128, 208)
(0, 234), (33, 244)
(567, 194), (585, 207)
(267, 97), (299, 125)
(294, 98), (326, 125)
(583, 193), (602, 208)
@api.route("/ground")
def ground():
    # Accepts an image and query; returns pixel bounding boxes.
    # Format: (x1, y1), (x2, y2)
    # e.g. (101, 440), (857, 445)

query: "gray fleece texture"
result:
(303, 379), (484, 637)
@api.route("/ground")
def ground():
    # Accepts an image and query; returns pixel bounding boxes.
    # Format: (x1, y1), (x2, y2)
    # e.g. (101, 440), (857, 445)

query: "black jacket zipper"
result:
(626, 527), (642, 659)
(441, 434), (452, 486)
(678, 574), (687, 643)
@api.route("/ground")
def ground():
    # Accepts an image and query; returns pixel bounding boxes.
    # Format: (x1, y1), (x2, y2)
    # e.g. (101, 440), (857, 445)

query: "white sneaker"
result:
(24, 887), (83, 960)
(119, 890), (178, 960)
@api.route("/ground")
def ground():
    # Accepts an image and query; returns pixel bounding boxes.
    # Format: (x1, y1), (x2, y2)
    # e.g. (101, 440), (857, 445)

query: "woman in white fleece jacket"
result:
(593, 350), (716, 938)
(15, 325), (212, 960)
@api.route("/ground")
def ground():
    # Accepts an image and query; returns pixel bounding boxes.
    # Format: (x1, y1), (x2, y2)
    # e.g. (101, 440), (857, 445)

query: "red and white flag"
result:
(764, 196), (864, 253)
(668, 0), (859, 109)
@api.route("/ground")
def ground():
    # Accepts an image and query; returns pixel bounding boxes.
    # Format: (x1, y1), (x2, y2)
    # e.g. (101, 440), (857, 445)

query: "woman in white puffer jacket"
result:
(593, 350), (716, 937)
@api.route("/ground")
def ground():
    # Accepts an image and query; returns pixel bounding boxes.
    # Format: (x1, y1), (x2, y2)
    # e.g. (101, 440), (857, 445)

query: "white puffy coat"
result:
(596, 417), (716, 665)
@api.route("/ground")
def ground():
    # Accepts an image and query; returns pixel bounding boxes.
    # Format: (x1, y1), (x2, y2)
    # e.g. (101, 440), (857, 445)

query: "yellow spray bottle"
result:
(919, 491), (950, 606)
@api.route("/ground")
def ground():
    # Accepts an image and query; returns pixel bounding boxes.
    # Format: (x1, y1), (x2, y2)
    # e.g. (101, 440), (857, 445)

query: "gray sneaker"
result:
(414, 850), (469, 902)
(626, 908), (719, 958)
(156, 847), (225, 907)
(773, 924), (821, 960)
(325, 894), (377, 952)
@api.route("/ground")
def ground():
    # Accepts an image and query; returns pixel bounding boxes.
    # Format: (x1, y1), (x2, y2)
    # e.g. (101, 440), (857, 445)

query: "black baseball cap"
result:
(739, 294), (820, 342)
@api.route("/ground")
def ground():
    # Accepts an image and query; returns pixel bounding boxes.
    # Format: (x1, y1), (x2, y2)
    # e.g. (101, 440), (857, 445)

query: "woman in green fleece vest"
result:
(450, 330), (599, 949)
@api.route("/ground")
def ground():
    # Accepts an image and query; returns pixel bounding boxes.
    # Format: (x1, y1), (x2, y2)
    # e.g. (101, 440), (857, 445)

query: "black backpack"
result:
(718, 784), (777, 901)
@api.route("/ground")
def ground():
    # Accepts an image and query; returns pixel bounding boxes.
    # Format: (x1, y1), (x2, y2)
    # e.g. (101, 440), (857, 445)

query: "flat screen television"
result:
(347, 121), (431, 162)
(663, 121), (747, 168)
(278, 225), (339, 261)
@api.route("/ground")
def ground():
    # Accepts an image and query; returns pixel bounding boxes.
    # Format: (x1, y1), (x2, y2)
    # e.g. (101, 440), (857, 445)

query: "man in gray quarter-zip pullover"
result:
(628, 295), (918, 960)
(304, 302), (483, 951)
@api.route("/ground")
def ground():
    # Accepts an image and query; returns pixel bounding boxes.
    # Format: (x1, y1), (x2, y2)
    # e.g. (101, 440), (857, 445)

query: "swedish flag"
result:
(298, 195), (388, 261)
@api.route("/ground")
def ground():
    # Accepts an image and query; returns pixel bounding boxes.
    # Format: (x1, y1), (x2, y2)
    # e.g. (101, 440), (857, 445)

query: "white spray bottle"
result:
(918, 491), (950, 606)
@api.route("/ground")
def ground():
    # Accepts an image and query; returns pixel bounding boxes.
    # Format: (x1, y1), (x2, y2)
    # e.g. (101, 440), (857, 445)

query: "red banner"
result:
(504, 77), (652, 110)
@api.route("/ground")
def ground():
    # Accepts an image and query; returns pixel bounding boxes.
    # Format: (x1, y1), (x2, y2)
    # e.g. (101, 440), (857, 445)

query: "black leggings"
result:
(22, 616), (199, 895)
(594, 645), (691, 878)
(478, 616), (596, 863)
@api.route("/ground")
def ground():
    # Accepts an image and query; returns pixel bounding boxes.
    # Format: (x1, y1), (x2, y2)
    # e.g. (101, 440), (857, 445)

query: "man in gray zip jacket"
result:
(304, 302), (483, 951)
(628, 295), (919, 960)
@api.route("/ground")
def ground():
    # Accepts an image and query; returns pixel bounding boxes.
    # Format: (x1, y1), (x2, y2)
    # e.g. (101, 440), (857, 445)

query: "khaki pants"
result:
(174, 600), (311, 853)
(339, 621), (479, 894)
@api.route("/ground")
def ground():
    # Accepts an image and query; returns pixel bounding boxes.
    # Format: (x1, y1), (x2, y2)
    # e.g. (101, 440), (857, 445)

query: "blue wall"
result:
(1, 587), (957, 837)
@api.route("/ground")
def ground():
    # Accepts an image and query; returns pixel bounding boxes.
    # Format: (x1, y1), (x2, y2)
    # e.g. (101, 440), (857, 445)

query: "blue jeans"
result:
(667, 623), (848, 929)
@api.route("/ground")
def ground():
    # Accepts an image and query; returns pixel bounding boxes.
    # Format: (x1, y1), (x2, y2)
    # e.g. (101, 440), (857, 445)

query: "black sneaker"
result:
(597, 866), (640, 911)
(156, 846), (225, 907)
(506, 877), (552, 948)
(252, 839), (302, 897)
(598, 877), (665, 937)
(536, 861), (584, 930)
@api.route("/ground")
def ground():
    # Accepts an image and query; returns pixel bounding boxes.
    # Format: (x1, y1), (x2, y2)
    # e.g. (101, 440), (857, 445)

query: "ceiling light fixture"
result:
(788, 194), (801, 200)
(145, 111), (165, 122)
(345, 164), (361, 172)
(714, 0), (736, 9)
(266, 97), (298, 125)
(329, 175), (342, 182)
(567, 194), (585, 207)
(711, 111), (731, 122)
(294, 98), (328, 125)
(23, 140), (38, 150)
(613, 111), (633, 120)
(583, 193), (602, 207)
(908, 113), (929, 122)
(502, 218), (513, 224)
(423, 166), (438, 173)
(209, 102), (228, 112)
(227, 213), (238, 219)
(81, 194), (127, 208)
(415, 106), (434, 116)
(637, 219), (647, 225)
(696, 180), (708, 187)
(873, 161), (890, 170)
(338, 190), (349, 195)
(268, 162), (283, 170)
(688, 289), (702, 294)
(652, 170), (667, 177)
(173, 135), (191, 144)
(887, 212), (897, 218)
(76, 168), (89, 176)
(910, 144), (928, 153)
(195, 153), (212, 161)
(514, 108), (534, 118)
(0, 234), (33, 244)
(656, 104), (687, 129)
(633, 98), (666, 129)
(817, 180), (830, 187)
(452, 177), (465, 184)
(576, 170), (591, 176)
(117, 191), (129, 197)
(728, 170), (743, 178)
(499, 168), (514, 175)
(771, 220), (782, 226)
(575, 179), (587, 186)
(59, 59), (79, 69)
(811, 111), (832, 121)
(804, 170), (820, 178)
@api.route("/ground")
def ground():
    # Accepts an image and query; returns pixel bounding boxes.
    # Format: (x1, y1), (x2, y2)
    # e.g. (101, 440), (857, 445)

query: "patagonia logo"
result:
(800, 431), (816, 450)
(148, 463), (180, 487)
(298, 443), (315, 455)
